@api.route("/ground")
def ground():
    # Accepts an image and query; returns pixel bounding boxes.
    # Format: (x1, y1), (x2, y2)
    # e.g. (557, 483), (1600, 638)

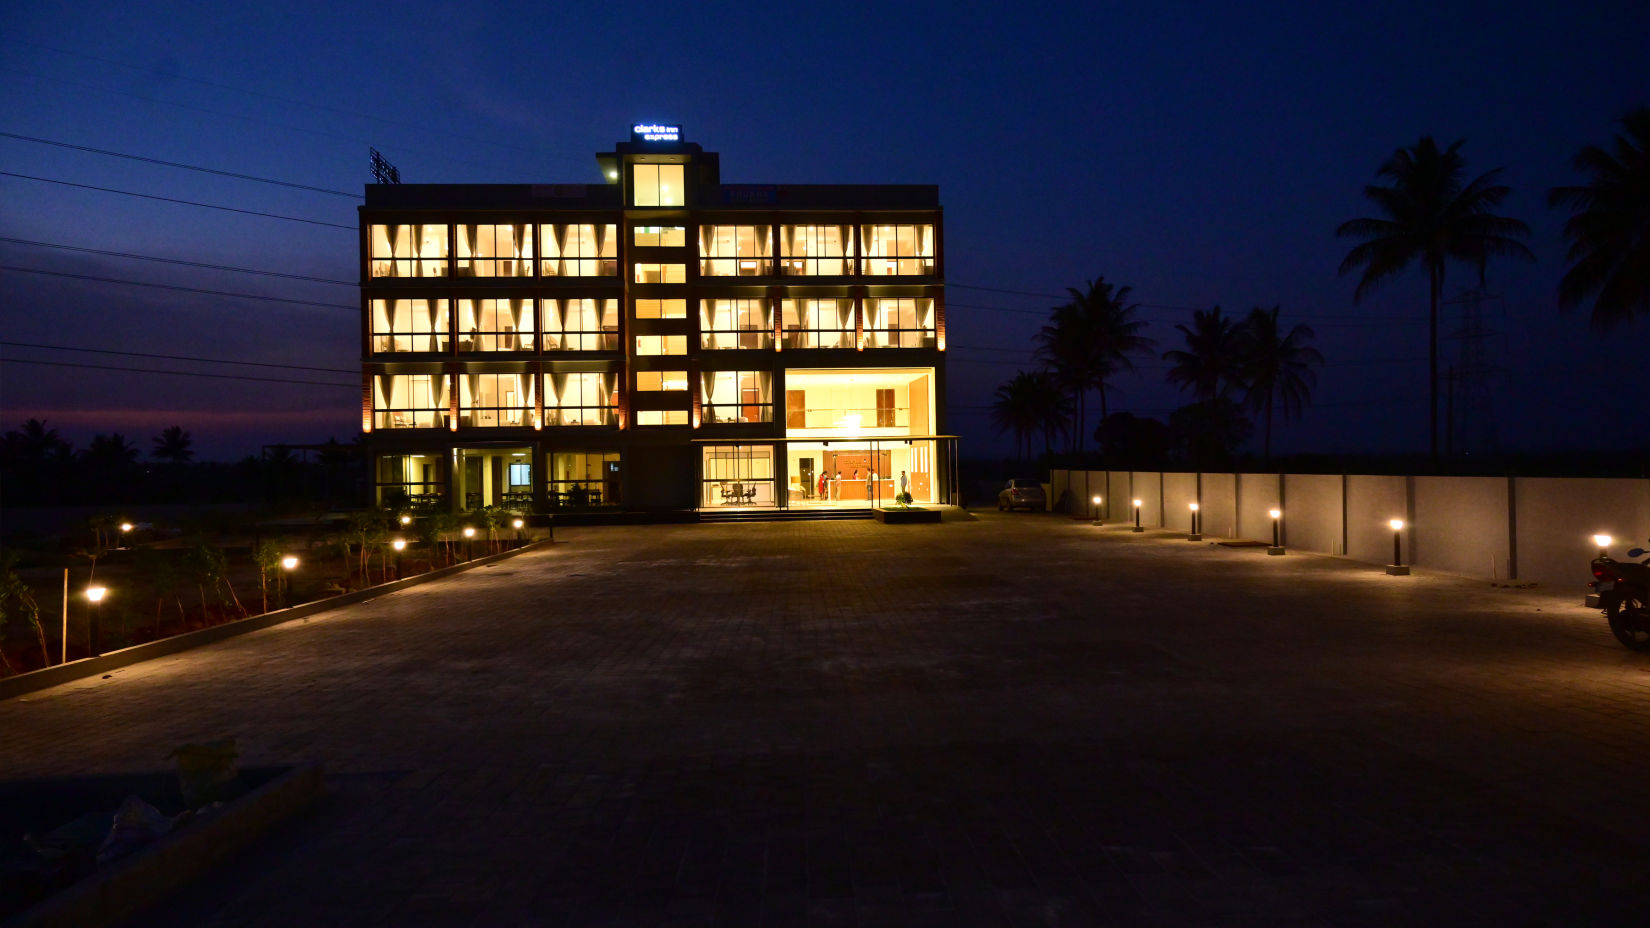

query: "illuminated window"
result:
(779, 225), (854, 276)
(863, 298), (937, 348)
(458, 373), (534, 427)
(456, 299), (535, 352)
(633, 263), (687, 284)
(636, 409), (690, 426)
(699, 225), (772, 276)
(781, 298), (854, 348)
(371, 299), (450, 353)
(539, 224), (617, 276)
(633, 225), (686, 247)
(369, 224), (448, 277)
(456, 224), (533, 277)
(634, 299), (687, 319)
(700, 371), (772, 423)
(859, 224), (935, 276)
(547, 451), (620, 507)
(373, 374), (448, 429)
(375, 454), (447, 509)
(544, 371), (617, 426)
(700, 298), (772, 350)
(635, 335), (687, 356)
(636, 370), (689, 391)
(631, 163), (685, 207)
(701, 444), (775, 507)
(544, 299), (618, 351)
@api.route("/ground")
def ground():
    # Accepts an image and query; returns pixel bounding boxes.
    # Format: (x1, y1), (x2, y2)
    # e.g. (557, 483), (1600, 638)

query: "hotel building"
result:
(359, 126), (953, 514)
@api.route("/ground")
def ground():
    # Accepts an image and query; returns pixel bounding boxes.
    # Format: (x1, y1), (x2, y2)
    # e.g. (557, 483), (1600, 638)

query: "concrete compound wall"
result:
(1050, 469), (1650, 587)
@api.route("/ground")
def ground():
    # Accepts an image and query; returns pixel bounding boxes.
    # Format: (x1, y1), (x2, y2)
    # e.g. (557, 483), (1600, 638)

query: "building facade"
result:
(359, 127), (952, 513)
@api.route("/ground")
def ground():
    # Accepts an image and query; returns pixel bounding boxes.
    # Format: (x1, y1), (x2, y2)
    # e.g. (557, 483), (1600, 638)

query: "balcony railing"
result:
(374, 410), (449, 429)
(787, 407), (910, 430)
(701, 403), (773, 424)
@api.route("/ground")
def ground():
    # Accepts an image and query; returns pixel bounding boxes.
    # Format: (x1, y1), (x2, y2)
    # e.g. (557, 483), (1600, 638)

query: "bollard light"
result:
(1267, 509), (1284, 554)
(392, 538), (406, 552)
(1387, 519), (1409, 574)
(1091, 495), (1102, 526)
(1131, 498), (1143, 533)
(281, 555), (299, 571)
(463, 525), (476, 560)
(463, 526), (476, 538)
(512, 518), (524, 529)
(85, 585), (107, 657)
(400, 514), (413, 526)
(85, 585), (107, 603)
(1594, 533), (1613, 558)
(119, 522), (133, 533)
(1188, 501), (1201, 540)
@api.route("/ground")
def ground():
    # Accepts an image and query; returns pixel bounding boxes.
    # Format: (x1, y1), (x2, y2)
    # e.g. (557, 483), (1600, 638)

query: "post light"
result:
(281, 555), (299, 571)
(119, 522), (133, 533)
(1091, 495), (1102, 526)
(280, 555), (299, 608)
(1132, 498), (1143, 533)
(1387, 519), (1410, 575)
(85, 585), (107, 657)
(1188, 501), (1202, 541)
(463, 525), (476, 560)
(1267, 509), (1284, 555)
(1594, 534), (1613, 558)
(513, 517), (525, 542)
(392, 538), (406, 580)
(400, 514), (412, 526)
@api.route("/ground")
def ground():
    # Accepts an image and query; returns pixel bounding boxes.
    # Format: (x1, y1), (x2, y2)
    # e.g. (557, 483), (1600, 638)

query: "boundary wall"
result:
(1049, 470), (1650, 587)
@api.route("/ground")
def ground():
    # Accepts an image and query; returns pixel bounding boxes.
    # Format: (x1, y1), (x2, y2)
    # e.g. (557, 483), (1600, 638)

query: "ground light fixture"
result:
(279, 555), (299, 607)
(513, 517), (526, 542)
(1387, 519), (1410, 575)
(1091, 495), (1102, 526)
(1594, 534), (1613, 558)
(400, 514), (413, 526)
(1267, 509), (1285, 555)
(1132, 499), (1144, 533)
(392, 538), (406, 580)
(85, 585), (107, 657)
(1188, 502), (1202, 541)
(463, 526), (477, 560)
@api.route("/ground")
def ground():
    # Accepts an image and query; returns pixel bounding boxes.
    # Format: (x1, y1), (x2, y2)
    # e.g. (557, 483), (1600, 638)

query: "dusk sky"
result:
(2, 1), (1646, 461)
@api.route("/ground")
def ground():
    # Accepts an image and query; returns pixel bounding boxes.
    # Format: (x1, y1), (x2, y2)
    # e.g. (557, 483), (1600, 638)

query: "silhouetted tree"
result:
(152, 425), (194, 464)
(82, 433), (141, 502)
(1094, 413), (1171, 469)
(1549, 107), (1650, 331)
(1337, 137), (1534, 463)
(1163, 305), (1244, 401)
(1236, 307), (1324, 463)
(991, 370), (1070, 461)
(1034, 277), (1154, 457)
(1169, 398), (1253, 470)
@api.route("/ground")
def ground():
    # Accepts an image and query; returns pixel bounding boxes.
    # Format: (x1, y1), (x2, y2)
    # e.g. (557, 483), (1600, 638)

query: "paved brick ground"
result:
(5, 510), (1650, 926)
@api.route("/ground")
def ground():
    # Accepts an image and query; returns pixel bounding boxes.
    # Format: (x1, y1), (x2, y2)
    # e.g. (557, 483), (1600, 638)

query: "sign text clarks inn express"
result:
(632, 124), (681, 142)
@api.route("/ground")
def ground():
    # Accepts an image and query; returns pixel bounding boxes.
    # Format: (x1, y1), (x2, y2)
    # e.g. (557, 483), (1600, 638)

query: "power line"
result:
(0, 357), (355, 388)
(0, 131), (360, 198)
(1, 340), (356, 374)
(0, 265), (357, 311)
(0, 237), (355, 286)
(0, 172), (356, 230)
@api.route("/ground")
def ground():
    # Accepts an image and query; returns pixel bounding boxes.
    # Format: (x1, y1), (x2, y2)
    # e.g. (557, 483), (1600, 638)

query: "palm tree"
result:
(1236, 307), (1324, 463)
(152, 425), (194, 464)
(990, 372), (1041, 461)
(1336, 137), (1534, 462)
(1162, 305), (1244, 401)
(1549, 107), (1650, 331)
(1034, 277), (1154, 457)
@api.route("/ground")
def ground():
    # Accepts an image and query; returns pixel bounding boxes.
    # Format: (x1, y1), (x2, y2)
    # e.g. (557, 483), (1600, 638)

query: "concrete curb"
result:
(7, 764), (325, 928)
(0, 539), (552, 702)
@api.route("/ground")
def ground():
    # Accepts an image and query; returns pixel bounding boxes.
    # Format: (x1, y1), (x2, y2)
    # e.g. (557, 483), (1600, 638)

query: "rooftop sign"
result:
(631, 123), (681, 142)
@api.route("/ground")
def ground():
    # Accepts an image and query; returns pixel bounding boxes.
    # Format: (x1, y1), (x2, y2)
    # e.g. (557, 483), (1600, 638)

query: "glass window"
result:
(375, 453), (447, 510)
(544, 299), (618, 351)
(370, 299), (449, 353)
(539, 224), (617, 276)
(636, 410), (690, 426)
(634, 299), (687, 319)
(631, 163), (685, 207)
(859, 224), (935, 276)
(701, 444), (775, 507)
(456, 224), (533, 277)
(369, 224), (448, 277)
(699, 225), (772, 276)
(635, 334), (687, 356)
(633, 225), (686, 247)
(632, 263), (686, 284)
(778, 225), (854, 276)
(700, 370), (772, 424)
(636, 370), (689, 391)
(455, 299), (535, 352)
(373, 374), (448, 429)
(700, 298), (772, 350)
(547, 451), (620, 508)
(781, 298), (855, 348)
(544, 371), (617, 426)
(457, 372), (535, 427)
(863, 298), (937, 348)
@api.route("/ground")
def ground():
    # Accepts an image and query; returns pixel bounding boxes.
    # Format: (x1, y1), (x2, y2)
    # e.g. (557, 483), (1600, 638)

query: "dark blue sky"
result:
(2, 1), (1646, 460)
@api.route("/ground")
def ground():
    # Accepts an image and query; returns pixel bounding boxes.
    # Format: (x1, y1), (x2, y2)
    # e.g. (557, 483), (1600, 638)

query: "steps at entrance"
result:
(699, 508), (873, 524)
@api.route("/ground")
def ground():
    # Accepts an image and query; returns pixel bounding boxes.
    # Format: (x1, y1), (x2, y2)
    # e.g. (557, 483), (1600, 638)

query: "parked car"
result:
(997, 478), (1046, 511)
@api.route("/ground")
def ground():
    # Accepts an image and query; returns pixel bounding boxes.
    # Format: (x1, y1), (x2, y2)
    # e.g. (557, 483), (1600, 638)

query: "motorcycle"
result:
(1591, 539), (1650, 650)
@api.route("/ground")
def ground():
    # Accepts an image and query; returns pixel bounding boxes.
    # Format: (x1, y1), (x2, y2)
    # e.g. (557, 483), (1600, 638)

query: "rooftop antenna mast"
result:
(369, 147), (401, 184)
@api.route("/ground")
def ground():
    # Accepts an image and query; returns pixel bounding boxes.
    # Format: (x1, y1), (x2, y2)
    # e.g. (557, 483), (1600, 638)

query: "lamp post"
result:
(1091, 495), (1102, 526)
(1188, 501), (1201, 541)
(1267, 509), (1285, 555)
(1131, 499), (1143, 533)
(463, 526), (476, 561)
(392, 538), (406, 580)
(1387, 519), (1410, 575)
(119, 522), (133, 547)
(513, 517), (525, 543)
(84, 585), (107, 658)
(400, 514), (413, 528)
(280, 555), (298, 607)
